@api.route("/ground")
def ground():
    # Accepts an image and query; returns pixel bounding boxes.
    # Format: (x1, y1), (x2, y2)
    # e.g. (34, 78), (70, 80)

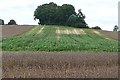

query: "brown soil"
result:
(2, 51), (118, 78)
(98, 30), (119, 40)
(1, 25), (33, 38)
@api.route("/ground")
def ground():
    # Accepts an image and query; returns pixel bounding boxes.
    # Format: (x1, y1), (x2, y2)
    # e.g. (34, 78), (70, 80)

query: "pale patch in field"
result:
(73, 29), (79, 34)
(37, 27), (44, 34)
(27, 27), (38, 35)
(105, 38), (111, 40)
(79, 29), (86, 34)
(56, 27), (60, 40)
(56, 28), (86, 40)
(93, 30), (101, 35)
(64, 30), (69, 34)
(60, 29), (86, 35)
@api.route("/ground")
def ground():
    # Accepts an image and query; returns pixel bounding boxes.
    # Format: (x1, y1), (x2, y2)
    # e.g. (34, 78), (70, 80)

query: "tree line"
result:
(34, 2), (89, 28)
(0, 19), (17, 25)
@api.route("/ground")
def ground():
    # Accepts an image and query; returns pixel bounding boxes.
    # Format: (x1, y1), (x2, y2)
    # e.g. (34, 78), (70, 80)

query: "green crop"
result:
(2, 26), (119, 52)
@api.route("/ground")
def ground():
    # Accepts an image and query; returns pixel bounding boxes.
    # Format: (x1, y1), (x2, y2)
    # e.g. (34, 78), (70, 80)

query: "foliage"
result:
(8, 19), (17, 25)
(59, 4), (76, 25)
(66, 14), (77, 26)
(2, 19), (4, 25)
(0, 19), (4, 25)
(92, 26), (102, 30)
(113, 25), (118, 32)
(34, 2), (88, 28)
(67, 13), (88, 28)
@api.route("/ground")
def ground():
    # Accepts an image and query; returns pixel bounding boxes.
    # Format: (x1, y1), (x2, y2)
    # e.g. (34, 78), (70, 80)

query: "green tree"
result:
(34, 2), (76, 25)
(34, 2), (88, 28)
(113, 25), (118, 32)
(60, 4), (76, 25)
(34, 2), (58, 25)
(1, 20), (4, 25)
(8, 19), (17, 25)
(66, 14), (77, 26)
(67, 9), (88, 28)
(0, 19), (4, 25)
(92, 26), (102, 30)
(76, 9), (88, 28)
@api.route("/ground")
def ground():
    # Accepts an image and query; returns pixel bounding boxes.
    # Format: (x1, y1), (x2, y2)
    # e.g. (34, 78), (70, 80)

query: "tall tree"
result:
(0, 19), (4, 25)
(76, 9), (88, 28)
(34, 2), (88, 28)
(113, 25), (118, 32)
(34, 2), (76, 25)
(34, 2), (58, 25)
(67, 9), (88, 28)
(66, 14), (77, 26)
(1, 19), (4, 25)
(60, 4), (76, 25)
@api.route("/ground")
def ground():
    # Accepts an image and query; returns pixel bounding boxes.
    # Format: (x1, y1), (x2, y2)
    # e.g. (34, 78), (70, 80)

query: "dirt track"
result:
(1, 25), (33, 38)
(2, 51), (118, 78)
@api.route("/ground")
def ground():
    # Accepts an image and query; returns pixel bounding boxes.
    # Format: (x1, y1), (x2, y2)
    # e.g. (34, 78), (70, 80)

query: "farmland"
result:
(1, 25), (119, 78)
(2, 25), (119, 52)
(2, 51), (118, 78)
(1, 25), (33, 38)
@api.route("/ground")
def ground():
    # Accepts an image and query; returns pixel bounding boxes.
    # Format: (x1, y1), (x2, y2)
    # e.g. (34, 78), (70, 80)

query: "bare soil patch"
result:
(56, 27), (60, 40)
(57, 29), (86, 35)
(93, 30), (101, 35)
(1, 25), (33, 38)
(98, 30), (119, 40)
(2, 51), (118, 78)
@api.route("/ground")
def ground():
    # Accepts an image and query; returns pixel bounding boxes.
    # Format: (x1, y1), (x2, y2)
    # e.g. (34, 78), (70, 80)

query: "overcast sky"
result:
(0, 0), (119, 31)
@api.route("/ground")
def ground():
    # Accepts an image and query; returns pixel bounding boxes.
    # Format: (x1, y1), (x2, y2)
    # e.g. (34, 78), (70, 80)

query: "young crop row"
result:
(56, 27), (118, 52)
(2, 26), (119, 52)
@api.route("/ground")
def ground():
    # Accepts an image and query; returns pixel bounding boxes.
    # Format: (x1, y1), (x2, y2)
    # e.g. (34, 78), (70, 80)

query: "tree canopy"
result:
(8, 19), (17, 25)
(67, 9), (88, 28)
(92, 26), (102, 30)
(34, 2), (88, 28)
(113, 25), (118, 32)
(2, 20), (4, 25)
(0, 19), (4, 25)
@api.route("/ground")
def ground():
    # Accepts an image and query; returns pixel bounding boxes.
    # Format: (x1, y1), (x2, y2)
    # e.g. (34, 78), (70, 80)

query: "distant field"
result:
(1, 25), (33, 38)
(2, 25), (119, 52)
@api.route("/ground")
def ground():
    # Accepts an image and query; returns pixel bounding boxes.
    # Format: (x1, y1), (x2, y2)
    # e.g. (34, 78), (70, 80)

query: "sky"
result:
(0, 0), (119, 31)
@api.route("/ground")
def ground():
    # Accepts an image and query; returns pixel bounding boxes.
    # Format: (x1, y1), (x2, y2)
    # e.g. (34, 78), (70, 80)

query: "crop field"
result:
(1, 25), (33, 38)
(2, 51), (118, 78)
(1, 25), (119, 52)
(1, 25), (119, 78)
